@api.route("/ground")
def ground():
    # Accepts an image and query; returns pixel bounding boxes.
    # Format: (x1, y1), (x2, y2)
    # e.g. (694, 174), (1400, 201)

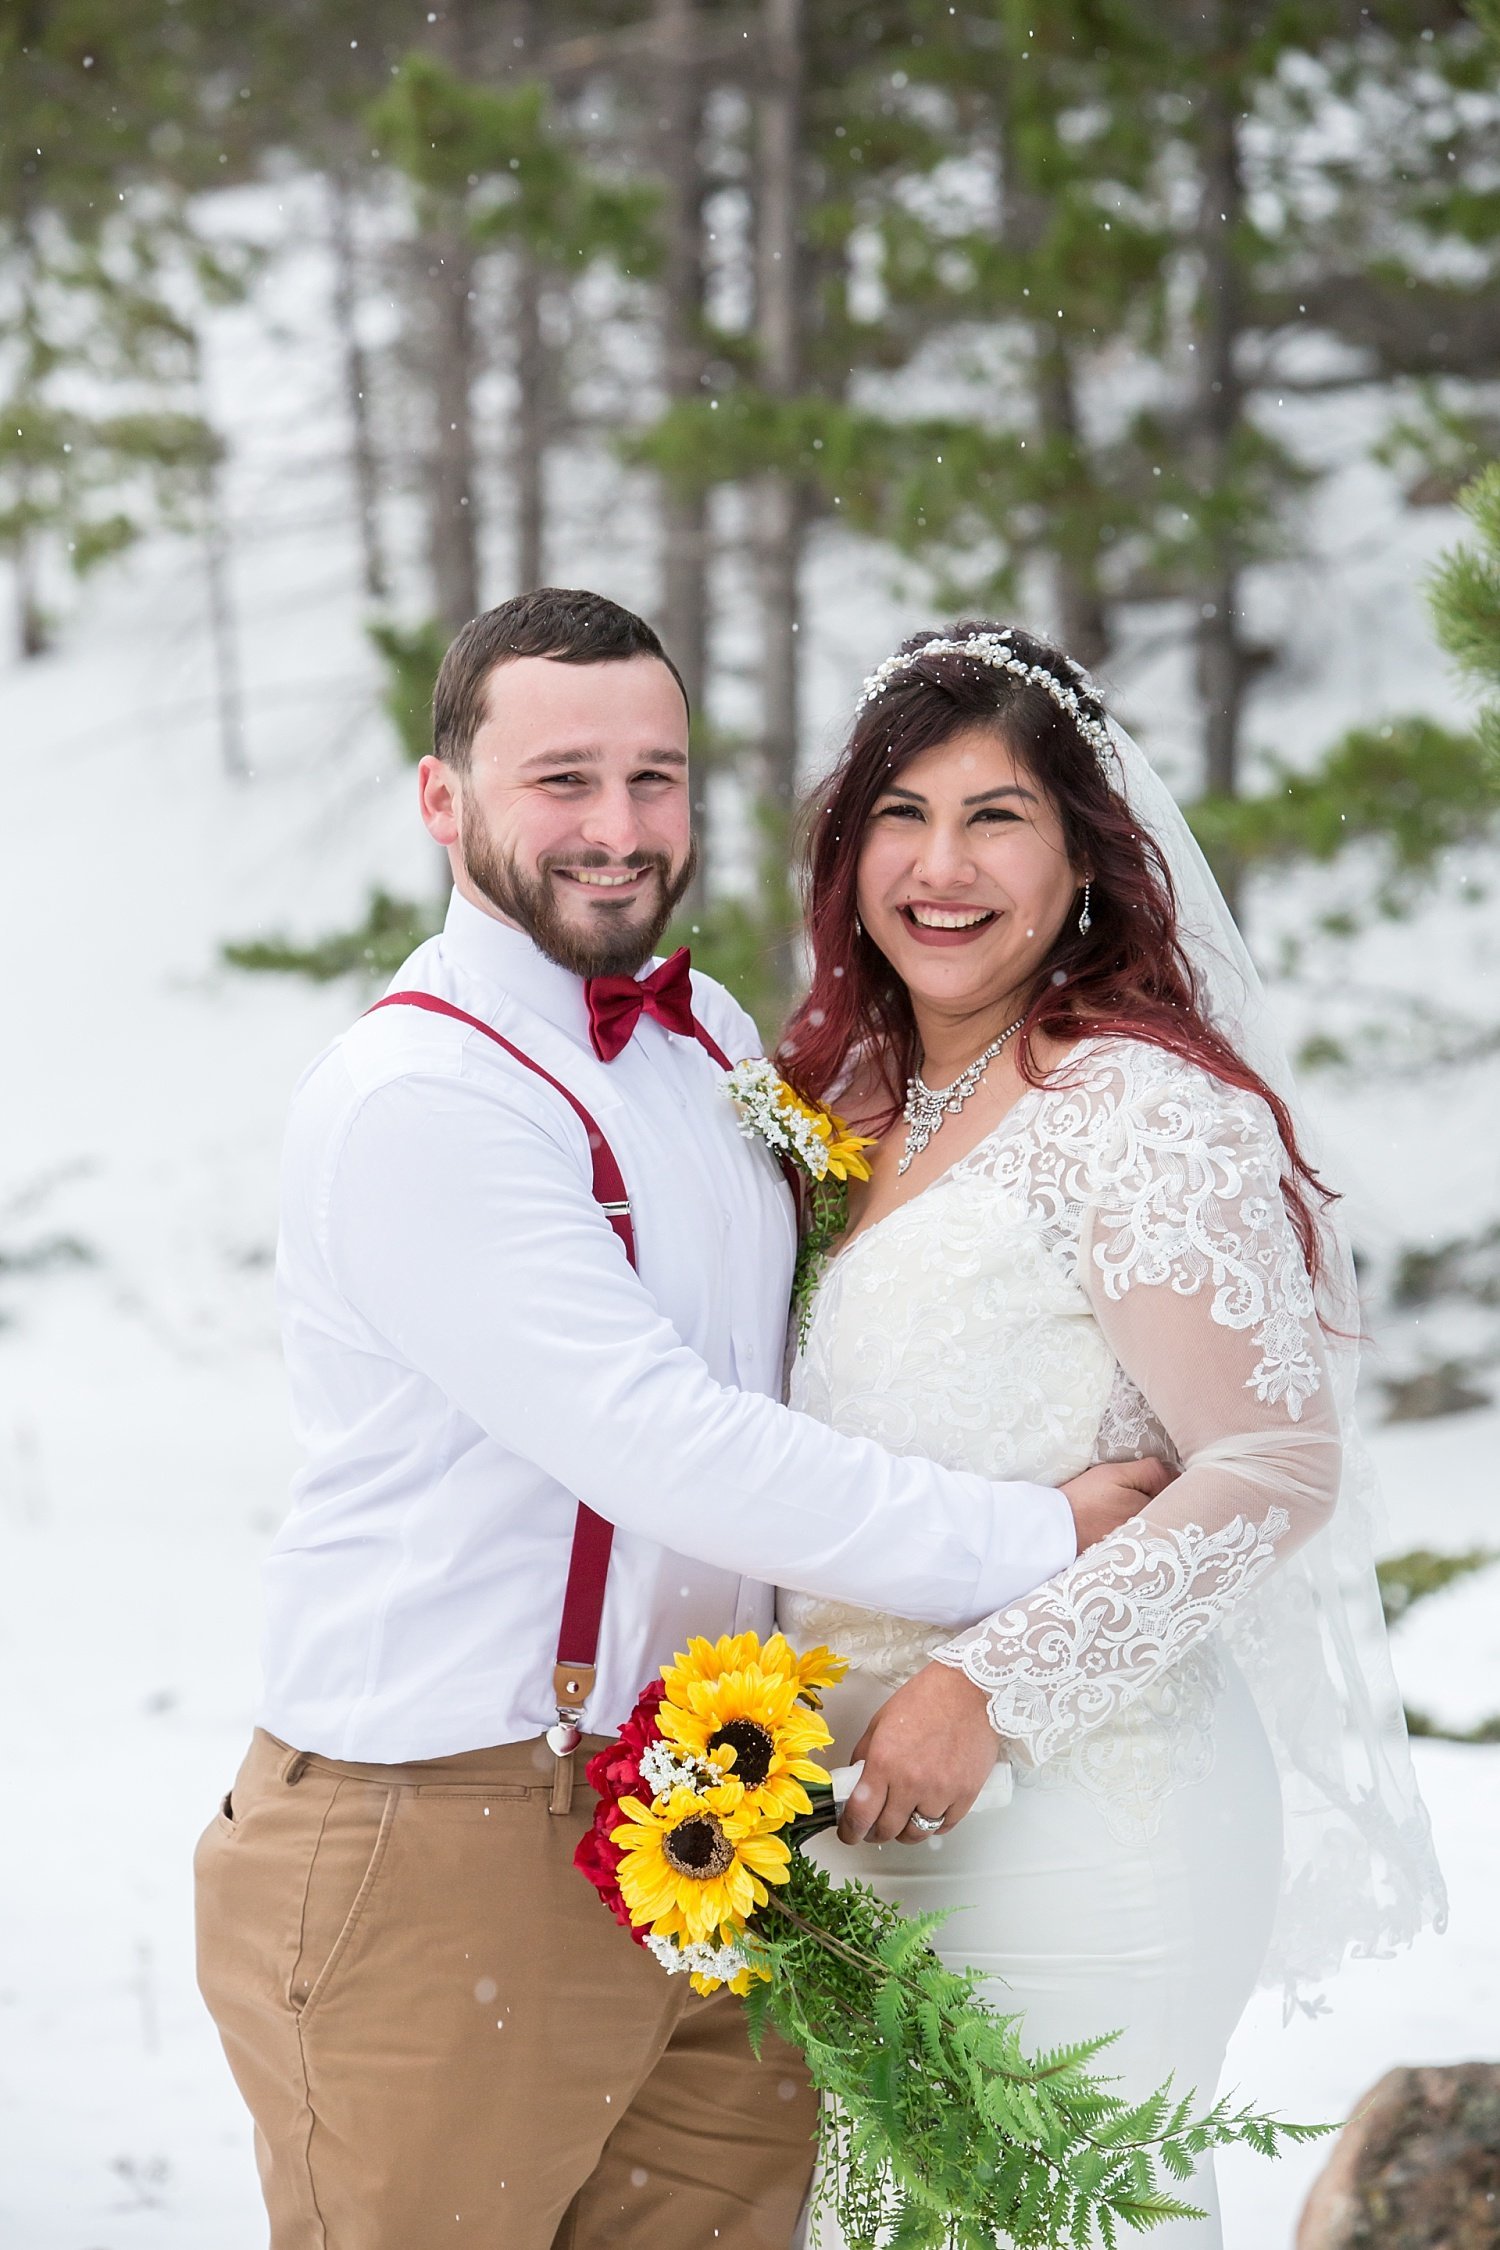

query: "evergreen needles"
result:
(1430, 461), (1500, 778)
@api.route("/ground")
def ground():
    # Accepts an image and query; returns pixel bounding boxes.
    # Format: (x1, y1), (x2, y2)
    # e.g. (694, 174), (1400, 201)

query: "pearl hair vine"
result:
(854, 629), (1117, 770)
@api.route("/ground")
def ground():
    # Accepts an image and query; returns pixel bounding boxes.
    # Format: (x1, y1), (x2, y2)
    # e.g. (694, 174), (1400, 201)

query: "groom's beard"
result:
(459, 795), (697, 980)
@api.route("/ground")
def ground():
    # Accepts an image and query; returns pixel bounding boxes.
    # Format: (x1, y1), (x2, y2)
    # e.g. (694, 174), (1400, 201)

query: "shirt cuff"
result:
(970, 1481), (1076, 1614)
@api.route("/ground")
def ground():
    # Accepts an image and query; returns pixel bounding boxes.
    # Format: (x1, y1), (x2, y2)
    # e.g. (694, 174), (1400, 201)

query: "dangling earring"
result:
(854, 911), (865, 939)
(1077, 880), (1092, 936)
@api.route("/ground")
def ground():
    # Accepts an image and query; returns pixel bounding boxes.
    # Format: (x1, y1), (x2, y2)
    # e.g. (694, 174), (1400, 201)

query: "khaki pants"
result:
(195, 1730), (817, 2249)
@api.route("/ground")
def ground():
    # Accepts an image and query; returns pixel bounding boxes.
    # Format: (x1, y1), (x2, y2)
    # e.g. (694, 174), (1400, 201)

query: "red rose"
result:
(577, 1677), (671, 1946)
(584, 1738), (644, 1802)
(573, 1801), (646, 1941)
(584, 1679), (668, 1804)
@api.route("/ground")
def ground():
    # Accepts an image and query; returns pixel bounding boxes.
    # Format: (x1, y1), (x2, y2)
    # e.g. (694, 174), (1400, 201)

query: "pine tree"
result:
(371, 37), (659, 630)
(1184, 3), (1500, 958)
(1430, 461), (1500, 774)
(0, 5), (225, 656)
(213, 0), (1500, 1028)
(177, 0), (429, 609)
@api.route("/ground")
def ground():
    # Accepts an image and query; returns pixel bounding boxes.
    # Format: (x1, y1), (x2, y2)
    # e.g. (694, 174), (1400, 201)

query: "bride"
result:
(775, 622), (1446, 2245)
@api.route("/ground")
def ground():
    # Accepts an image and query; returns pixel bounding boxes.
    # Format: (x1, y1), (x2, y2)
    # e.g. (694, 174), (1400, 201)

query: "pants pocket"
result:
(291, 1779), (396, 2021)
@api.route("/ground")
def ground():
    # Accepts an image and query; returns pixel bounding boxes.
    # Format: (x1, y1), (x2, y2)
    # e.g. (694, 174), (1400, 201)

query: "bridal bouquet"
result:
(576, 1632), (1324, 2249)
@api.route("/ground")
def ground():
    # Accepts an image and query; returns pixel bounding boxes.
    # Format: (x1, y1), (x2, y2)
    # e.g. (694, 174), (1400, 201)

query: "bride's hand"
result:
(838, 1663), (1001, 1847)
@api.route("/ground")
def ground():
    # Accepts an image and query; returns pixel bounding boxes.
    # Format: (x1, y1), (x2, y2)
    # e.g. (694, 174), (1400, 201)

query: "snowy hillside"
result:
(1, 199), (1497, 2249)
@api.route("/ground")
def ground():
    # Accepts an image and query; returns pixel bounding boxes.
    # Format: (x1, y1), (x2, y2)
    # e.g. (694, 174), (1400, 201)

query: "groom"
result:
(195, 587), (1167, 2250)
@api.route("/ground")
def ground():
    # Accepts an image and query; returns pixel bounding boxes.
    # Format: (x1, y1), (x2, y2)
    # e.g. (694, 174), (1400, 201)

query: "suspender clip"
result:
(547, 1661), (597, 1814)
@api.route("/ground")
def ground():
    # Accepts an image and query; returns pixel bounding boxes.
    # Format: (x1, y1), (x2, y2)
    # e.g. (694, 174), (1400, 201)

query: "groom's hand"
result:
(836, 1460), (1177, 1846)
(1062, 1455), (1174, 1551)
(839, 1662), (1001, 1847)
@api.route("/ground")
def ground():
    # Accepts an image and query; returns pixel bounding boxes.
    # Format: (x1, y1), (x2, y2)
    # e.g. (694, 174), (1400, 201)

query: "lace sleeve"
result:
(933, 1058), (1342, 1766)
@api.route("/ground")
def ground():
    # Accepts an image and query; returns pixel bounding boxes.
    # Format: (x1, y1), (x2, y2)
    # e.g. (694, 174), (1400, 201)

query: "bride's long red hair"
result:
(775, 621), (1336, 1287)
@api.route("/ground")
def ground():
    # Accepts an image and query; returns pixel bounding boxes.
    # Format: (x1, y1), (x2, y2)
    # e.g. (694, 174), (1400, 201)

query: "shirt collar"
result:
(438, 888), (594, 1045)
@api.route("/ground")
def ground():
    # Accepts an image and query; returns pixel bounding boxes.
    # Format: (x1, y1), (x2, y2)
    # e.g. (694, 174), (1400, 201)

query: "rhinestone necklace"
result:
(899, 1017), (1026, 1177)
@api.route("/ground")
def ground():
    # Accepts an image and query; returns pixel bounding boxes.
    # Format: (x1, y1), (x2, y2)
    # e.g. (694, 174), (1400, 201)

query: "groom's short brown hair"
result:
(432, 588), (689, 770)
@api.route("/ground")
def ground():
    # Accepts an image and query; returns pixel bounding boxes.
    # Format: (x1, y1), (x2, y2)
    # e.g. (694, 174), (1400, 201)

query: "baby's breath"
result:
(645, 1930), (754, 1983)
(639, 1741), (716, 1801)
(724, 1058), (833, 1182)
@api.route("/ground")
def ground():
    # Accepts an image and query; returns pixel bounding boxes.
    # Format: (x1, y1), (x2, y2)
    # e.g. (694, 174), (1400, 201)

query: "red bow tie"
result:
(585, 947), (696, 1062)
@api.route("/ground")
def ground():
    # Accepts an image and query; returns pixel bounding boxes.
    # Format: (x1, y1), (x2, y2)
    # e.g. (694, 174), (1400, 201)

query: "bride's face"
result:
(855, 726), (1080, 1021)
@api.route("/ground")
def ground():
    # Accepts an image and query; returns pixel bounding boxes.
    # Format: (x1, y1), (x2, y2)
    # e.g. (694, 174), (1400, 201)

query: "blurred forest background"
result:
(3, 4), (1500, 2244)
(8, 0), (1500, 1020)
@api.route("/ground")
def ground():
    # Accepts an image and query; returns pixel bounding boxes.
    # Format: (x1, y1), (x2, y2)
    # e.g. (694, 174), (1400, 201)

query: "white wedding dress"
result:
(782, 1035), (1352, 2246)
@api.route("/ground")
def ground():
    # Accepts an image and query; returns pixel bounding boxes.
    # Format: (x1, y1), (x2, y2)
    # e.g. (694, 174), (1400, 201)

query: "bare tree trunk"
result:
(512, 256), (547, 592)
(199, 456), (247, 781)
(418, 1), (485, 634)
(423, 222), (483, 632)
(1192, 22), (1249, 852)
(510, 0), (547, 593)
(992, 105), (1110, 670)
(14, 243), (50, 659)
(1035, 339), (1110, 670)
(755, 0), (807, 1008)
(187, 337), (247, 780)
(14, 524), (47, 659)
(327, 169), (389, 604)
(653, 0), (712, 898)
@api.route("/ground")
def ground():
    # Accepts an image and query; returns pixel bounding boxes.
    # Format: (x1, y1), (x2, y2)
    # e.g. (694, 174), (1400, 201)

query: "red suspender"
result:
(692, 1019), (734, 1073)
(365, 985), (730, 1799)
(367, 991), (636, 1261)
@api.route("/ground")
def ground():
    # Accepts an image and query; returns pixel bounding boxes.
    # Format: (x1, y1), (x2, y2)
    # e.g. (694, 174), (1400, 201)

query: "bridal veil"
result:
(1103, 720), (1446, 2010)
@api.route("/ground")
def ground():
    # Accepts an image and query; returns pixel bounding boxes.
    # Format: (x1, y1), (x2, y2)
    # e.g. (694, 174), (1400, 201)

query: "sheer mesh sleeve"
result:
(933, 1058), (1342, 1766)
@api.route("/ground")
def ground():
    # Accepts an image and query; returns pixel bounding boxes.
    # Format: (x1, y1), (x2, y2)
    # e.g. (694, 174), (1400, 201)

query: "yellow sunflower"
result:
(776, 1085), (876, 1184)
(662, 1631), (848, 1719)
(613, 1783), (791, 1946)
(755, 1629), (847, 1701)
(661, 1633), (770, 1697)
(656, 1645), (836, 1825)
(782, 1636), (849, 1709)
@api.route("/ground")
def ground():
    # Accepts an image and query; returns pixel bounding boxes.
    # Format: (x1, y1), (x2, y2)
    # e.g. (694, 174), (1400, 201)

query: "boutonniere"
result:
(723, 1059), (876, 1346)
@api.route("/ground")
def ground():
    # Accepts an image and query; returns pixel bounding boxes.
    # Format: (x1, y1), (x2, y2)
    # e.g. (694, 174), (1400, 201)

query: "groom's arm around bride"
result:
(195, 586), (1164, 2250)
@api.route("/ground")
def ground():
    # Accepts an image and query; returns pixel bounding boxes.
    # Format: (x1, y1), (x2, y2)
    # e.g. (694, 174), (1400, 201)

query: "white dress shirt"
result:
(259, 889), (1076, 1760)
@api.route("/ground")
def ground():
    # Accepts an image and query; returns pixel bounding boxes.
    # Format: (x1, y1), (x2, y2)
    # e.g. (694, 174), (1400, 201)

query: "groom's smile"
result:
(556, 867), (651, 890)
(418, 649), (697, 978)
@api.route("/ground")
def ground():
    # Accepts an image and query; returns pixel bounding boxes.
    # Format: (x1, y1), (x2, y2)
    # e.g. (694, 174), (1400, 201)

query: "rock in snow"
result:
(1296, 2062), (1500, 2250)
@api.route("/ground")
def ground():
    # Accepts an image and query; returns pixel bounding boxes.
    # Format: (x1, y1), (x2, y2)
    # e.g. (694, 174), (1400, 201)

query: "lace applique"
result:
(788, 1170), (1118, 1488)
(777, 1590), (947, 1691)
(1015, 1640), (1223, 1845)
(934, 1508), (1291, 1766)
(967, 1045), (1322, 1420)
(1092, 1362), (1175, 1471)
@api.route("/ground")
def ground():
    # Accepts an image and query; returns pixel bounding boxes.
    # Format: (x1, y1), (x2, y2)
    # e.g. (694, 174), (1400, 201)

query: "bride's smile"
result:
(856, 723), (1085, 1063)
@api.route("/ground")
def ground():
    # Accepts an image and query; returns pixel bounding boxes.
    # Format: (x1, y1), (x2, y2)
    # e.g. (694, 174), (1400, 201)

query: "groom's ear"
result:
(418, 756), (461, 849)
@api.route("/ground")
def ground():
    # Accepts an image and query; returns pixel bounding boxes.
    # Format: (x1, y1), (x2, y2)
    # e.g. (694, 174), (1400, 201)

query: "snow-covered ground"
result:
(1, 191), (1497, 2248)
